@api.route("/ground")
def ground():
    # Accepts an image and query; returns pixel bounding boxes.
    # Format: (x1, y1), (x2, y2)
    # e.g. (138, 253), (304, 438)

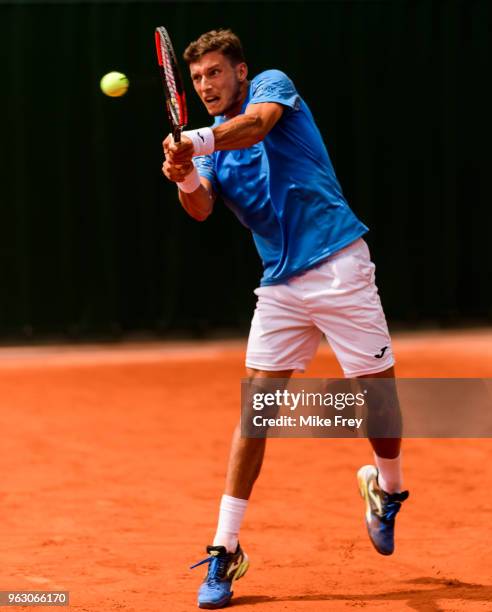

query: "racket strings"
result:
(160, 42), (182, 124)
(155, 27), (187, 132)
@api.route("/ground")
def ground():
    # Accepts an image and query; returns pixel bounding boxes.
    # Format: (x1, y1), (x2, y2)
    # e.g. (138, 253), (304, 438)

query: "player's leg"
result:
(217, 367), (294, 544)
(215, 281), (320, 539)
(306, 238), (409, 555)
(356, 364), (408, 555)
(194, 368), (292, 609)
(359, 364), (401, 482)
(194, 282), (319, 609)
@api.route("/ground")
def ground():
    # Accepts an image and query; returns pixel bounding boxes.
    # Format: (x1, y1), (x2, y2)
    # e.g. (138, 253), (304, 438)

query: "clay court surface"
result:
(1, 329), (491, 612)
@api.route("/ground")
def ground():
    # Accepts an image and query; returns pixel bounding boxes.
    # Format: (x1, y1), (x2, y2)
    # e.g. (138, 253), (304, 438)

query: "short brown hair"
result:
(183, 29), (245, 66)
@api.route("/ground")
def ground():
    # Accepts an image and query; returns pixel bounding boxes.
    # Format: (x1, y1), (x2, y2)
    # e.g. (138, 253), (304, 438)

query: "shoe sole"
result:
(198, 595), (232, 610)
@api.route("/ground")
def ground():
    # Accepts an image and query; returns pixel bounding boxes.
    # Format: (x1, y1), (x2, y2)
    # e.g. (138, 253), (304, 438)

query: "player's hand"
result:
(163, 134), (195, 163)
(162, 158), (194, 183)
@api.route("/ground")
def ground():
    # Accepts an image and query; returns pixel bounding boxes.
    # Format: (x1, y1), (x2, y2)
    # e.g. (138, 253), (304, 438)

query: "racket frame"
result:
(155, 26), (188, 142)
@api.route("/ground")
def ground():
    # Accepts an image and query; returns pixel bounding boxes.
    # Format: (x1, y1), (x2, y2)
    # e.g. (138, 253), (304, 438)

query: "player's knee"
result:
(358, 377), (402, 438)
(241, 372), (292, 436)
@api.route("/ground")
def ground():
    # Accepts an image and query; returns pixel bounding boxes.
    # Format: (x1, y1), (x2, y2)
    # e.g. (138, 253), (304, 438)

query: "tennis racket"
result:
(155, 26), (188, 142)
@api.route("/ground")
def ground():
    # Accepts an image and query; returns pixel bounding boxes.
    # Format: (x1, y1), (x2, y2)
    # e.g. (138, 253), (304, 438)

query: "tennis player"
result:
(162, 29), (409, 610)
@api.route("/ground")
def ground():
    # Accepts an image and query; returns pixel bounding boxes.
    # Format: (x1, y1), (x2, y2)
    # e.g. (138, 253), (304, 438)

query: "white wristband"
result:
(182, 127), (215, 156)
(177, 165), (201, 193)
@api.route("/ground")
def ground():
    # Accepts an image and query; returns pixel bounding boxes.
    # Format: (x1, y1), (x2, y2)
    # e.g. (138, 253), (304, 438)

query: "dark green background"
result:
(1, 0), (491, 340)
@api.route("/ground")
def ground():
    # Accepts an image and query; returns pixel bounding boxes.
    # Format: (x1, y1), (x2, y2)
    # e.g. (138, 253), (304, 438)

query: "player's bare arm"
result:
(166, 102), (284, 163)
(162, 163), (215, 221)
(215, 102), (284, 148)
(162, 143), (215, 221)
(178, 178), (215, 221)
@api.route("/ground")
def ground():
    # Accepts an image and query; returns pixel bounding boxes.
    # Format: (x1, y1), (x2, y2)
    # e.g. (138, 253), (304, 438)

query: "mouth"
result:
(204, 95), (220, 105)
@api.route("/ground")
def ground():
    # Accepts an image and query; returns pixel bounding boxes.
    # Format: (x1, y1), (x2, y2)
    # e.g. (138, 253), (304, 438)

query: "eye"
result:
(210, 69), (220, 77)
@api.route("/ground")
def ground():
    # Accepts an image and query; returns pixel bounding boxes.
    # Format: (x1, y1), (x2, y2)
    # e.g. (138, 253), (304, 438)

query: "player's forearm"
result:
(178, 184), (214, 222)
(169, 104), (283, 163)
(212, 114), (266, 149)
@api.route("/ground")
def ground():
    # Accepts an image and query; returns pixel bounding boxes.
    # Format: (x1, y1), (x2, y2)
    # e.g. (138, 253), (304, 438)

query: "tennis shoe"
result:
(357, 464), (409, 555)
(191, 543), (249, 609)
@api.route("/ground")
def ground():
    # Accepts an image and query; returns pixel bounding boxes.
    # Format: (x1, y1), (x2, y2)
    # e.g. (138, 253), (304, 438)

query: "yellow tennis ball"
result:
(100, 71), (129, 97)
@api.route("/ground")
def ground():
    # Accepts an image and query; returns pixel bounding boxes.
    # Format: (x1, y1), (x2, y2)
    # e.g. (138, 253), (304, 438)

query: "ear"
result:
(236, 62), (248, 83)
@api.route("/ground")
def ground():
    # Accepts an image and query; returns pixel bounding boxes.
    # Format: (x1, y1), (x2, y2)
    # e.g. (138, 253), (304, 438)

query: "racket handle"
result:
(173, 127), (182, 143)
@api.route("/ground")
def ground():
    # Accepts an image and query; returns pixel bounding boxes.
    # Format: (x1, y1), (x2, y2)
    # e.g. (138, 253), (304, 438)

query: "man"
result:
(162, 29), (409, 610)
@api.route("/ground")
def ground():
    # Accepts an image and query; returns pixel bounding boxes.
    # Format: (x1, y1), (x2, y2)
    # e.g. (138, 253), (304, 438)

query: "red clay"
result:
(1, 330), (491, 611)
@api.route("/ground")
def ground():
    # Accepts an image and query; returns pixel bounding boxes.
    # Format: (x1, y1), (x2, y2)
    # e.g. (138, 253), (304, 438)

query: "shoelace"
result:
(381, 499), (402, 522)
(190, 554), (228, 583)
(381, 490), (409, 521)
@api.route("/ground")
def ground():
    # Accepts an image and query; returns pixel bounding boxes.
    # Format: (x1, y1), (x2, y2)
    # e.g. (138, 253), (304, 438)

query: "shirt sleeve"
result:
(248, 70), (301, 111)
(194, 154), (219, 194)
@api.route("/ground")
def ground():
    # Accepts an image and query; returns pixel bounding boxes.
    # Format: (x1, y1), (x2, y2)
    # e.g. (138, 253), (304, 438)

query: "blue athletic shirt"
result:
(194, 69), (368, 286)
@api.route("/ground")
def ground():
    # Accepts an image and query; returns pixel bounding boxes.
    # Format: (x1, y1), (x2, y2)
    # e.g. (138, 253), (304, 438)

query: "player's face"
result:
(189, 51), (248, 117)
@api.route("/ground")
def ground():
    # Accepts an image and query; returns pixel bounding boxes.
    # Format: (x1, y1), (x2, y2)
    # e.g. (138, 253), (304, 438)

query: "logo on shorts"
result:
(374, 346), (389, 359)
(197, 131), (205, 143)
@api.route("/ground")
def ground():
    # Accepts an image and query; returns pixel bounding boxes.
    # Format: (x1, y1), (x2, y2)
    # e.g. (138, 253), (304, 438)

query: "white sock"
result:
(374, 453), (403, 494)
(212, 494), (248, 553)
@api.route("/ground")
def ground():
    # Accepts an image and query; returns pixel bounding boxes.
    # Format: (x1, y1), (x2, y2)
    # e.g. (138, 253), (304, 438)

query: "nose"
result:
(198, 75), (212, 93)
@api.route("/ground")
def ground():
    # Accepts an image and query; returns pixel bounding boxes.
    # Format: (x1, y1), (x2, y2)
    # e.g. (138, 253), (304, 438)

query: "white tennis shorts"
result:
(246, 238), (394, 377)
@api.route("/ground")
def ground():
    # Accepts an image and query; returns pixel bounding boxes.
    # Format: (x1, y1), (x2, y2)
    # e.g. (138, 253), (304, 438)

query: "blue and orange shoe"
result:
(357, 465), (409, 556)
(191, 544), (249, 609)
